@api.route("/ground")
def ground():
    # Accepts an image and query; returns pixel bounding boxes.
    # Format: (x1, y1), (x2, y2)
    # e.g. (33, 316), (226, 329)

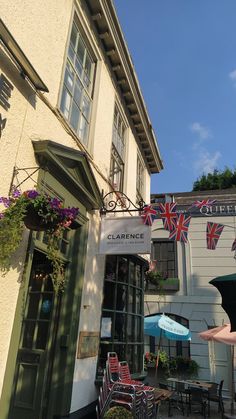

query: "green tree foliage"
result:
(193, 168), (236, 191)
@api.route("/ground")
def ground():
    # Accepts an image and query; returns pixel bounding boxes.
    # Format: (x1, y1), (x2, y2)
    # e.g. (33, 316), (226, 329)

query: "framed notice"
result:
(77, 331), (100, 359)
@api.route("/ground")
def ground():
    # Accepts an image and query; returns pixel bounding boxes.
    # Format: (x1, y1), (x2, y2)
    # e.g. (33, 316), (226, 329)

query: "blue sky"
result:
(114, 0), (236, 194)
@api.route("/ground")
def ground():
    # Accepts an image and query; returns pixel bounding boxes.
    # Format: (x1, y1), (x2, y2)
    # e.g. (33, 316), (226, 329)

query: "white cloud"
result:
(190, 122), (211, 140)
(193, 149), (221, 175)
(229, 69), (236, 87)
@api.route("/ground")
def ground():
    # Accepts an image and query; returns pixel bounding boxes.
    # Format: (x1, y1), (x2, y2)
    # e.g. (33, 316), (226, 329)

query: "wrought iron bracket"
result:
(9, 165), (41, 195)
(100, 190), (146, 216)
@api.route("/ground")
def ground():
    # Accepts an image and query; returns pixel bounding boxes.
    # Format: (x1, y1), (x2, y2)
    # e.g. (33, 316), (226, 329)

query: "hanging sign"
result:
(99, 216), (151, 254)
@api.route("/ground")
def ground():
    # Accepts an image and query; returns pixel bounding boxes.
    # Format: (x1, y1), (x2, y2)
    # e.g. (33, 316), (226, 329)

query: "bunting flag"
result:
(188, 199), (216, 210)
(206, 222), (224, 250)
(141, 205), (157, 226)
(158, 203), (177, 232)
(231, 239), (236, 252)
(169, 214), (191, 243)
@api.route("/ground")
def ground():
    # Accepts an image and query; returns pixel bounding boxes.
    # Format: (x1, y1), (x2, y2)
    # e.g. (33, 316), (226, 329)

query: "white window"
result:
(136, 154), (144, 203)
(60, 20), (95, 146)
(109, 105), (126, 191)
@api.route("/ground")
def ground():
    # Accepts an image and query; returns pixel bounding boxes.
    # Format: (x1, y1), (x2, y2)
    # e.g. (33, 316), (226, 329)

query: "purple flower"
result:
(58, 207), (79, 220)
(11, 187), (21, 198)
(49, 198), (62, 209)
(0, 213), (5, 219)
(25, 190), (39, 199)
(0, 197), (11, 208)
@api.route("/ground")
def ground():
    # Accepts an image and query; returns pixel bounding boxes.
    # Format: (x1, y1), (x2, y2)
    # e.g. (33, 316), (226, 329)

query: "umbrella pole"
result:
(231, 345), (235, 416)
(155, 329), (162, 377)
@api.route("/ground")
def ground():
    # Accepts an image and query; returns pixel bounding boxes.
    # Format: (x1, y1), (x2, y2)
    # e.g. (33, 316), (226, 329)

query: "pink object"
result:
(199, 324), (236, 345)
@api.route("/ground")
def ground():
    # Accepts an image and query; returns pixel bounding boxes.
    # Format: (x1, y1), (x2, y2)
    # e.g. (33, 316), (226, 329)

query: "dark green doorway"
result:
(8, 250), (61, 419)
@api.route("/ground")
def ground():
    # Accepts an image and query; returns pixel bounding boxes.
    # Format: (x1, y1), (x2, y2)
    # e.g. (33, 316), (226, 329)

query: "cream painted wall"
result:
(1, 0), (73, 106)
(0, 1), (153, 413)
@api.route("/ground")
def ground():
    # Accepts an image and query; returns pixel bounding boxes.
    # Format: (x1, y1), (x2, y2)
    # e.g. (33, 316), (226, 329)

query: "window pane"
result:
(103, 282), (115, 310)
(114, 312), (125, 341)
(70, 23), (77, 50)
(22, 321), (35, 349)
(75, 56), (83, 78)
(77, 36), (85, 64)
(40, 295), (53, 320)
(130, 261), (135, 285)
(68, 44), (75, 62)
(78, 116), (89, 144)
(135, 290), (142, 314)
(136, 265), (141, 288)
(84, 54), (92, 89)
(74, 78), (83, 106)
(152, 241), (177, 278)
(64, 63), (74, 93)
(118, 258), (128, 282)
(70, 101), (80, 131)
(110, 106), (126, 190)
(36, 321), (49, 350)
(82, 94), (91, 120)
(116, 283), (126, 312)
(27, 294), (40, 319)
(60, 87), (71, 119)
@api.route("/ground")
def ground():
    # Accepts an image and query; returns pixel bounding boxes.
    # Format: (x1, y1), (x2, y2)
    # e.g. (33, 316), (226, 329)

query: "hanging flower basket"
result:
(23, 204), (59, 231)
(0, 188), (79, 293)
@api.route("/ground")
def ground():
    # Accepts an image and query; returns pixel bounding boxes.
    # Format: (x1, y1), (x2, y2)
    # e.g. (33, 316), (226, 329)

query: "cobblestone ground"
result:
(157, 398), (232, 419)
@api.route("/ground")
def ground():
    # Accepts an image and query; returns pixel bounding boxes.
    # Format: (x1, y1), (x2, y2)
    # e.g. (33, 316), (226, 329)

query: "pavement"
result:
(157, 398), (233, 419)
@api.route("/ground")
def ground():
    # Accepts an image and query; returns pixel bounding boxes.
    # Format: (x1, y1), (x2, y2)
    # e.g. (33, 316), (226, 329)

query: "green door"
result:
(9, 250), (61, 419)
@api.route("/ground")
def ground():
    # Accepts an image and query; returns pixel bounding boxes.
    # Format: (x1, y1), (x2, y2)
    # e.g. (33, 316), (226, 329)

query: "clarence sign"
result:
(99, 216), (151, 254)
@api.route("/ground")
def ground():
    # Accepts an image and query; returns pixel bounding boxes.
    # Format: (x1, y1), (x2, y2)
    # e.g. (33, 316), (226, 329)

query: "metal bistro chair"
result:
(207, 380), (224, 417)
(187, 387), (207, 418)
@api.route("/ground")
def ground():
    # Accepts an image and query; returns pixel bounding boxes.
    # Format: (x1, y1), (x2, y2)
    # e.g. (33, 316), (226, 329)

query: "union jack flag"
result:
(189, 199), (216, 210)
(141, 205), (157, 226)
(169, 214), (191, 243)
(158, 203), (177, 232)
(206, 222), (224, 250)
(231, 239), (236, 252)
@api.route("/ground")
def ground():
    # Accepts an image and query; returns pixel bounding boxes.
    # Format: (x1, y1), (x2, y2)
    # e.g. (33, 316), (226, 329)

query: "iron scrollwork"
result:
(100, 190), (146, 215)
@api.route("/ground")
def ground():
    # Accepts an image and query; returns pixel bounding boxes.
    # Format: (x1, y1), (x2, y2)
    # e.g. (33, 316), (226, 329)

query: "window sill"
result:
(145, 278), (180, 293)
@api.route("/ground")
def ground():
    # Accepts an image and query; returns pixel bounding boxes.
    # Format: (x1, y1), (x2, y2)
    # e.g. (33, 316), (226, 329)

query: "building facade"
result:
(145, 189), (236, 395)
(0, 2), (163, 418)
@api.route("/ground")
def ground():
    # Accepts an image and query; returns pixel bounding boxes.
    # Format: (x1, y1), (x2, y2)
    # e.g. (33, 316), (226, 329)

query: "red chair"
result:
(118, 360), (143, 385)
(107, 352), (120, 383)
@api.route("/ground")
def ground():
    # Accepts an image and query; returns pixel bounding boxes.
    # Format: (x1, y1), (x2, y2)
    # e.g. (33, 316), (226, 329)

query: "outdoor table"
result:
(154, 388), (174, 419)
(154, 388), (174, 401)
(167, 377), (214, 391)
(185, 380), (214, 390)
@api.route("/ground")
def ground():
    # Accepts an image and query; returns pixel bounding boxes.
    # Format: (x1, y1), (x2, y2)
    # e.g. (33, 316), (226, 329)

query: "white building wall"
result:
(0, 1), (160, 414)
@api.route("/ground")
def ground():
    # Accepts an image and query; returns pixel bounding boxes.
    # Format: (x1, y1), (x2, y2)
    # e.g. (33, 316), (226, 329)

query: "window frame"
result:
(97, 255), (146, 378)
(109, 104), (126, 191)
(59, 15), (96, 148)
(151, 239), (178, 279)
(136, 153), (145, 203)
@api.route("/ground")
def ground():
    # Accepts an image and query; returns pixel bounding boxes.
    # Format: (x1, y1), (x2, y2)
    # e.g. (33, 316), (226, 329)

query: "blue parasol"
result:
(144, 314), (191, 341)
